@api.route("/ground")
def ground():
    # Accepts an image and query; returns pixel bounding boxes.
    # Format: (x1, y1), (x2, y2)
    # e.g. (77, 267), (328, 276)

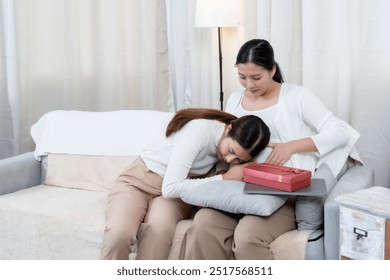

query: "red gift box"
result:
(243, 163), (312, 192)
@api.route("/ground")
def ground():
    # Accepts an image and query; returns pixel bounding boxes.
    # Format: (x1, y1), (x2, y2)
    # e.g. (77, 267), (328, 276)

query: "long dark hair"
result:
(235, 39), (284, 83)
(166, 108), (270, 158)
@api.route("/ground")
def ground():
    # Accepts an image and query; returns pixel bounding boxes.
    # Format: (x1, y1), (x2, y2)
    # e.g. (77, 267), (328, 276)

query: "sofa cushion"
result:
(270, 229), (315, 260)
(181, 180), (288, 216)
(45, 154), (137, 191)
(0, 184), (194, 260)
(0, 185), (106, 259)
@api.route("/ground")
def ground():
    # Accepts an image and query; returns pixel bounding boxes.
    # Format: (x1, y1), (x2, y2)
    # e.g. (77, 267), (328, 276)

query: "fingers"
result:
(265, 152), (285, 166)
(267, 142), (275, 148)
(266, 142), (288, 166)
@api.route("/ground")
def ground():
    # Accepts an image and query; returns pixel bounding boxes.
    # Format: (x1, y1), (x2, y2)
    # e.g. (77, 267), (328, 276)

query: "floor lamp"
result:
(195, 0), (243, 110)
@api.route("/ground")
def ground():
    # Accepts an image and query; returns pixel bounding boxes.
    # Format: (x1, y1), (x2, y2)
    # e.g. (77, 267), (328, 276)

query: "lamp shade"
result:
(195, 0), (243, 27)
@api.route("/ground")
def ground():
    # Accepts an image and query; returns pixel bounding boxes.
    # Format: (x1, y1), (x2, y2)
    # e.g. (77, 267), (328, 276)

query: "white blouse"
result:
(141, 119), (224, 198)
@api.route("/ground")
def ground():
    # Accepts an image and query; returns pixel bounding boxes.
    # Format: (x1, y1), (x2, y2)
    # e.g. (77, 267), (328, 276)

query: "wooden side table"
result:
(336, 186), (390, 260)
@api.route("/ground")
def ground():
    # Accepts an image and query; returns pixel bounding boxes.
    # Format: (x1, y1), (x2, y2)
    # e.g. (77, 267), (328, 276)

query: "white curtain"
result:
(1, 0), (389, 187)
(0, 0), (170, 159)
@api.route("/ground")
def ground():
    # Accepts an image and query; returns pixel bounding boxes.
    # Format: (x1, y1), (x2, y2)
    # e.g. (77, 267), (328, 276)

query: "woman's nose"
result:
(246, 79), (254, 89)
(225, 154), (237, 163)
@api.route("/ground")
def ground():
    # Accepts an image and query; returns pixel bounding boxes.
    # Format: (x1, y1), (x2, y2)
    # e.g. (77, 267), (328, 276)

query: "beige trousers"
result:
(101, 157), (192, 260)
(180, 198), (296, 260)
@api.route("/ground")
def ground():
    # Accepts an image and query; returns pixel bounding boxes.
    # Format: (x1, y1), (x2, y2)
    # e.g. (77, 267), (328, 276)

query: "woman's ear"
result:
(223, 123), (232, 136)
(271, 65), (277, 77)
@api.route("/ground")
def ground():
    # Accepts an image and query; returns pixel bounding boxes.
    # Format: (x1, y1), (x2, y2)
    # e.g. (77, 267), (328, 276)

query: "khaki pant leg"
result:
(233, 199), (296, 260)
(136, 196), (193, 260)
(182, 208), (240, 260)
(101, 158), (162, 260)
(101, 185), (151, 260)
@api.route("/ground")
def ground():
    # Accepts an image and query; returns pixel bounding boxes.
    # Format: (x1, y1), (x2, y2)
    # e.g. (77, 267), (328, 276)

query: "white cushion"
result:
(270, 229), (314, 260)
(0, 185), (106, 259)
(0, 185), (194, 260)
(45, 154), (137, 192)
(181, 180), (288, 216)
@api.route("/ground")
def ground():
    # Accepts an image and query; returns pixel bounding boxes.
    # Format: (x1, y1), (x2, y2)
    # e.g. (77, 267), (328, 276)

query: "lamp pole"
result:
(195, 0), (243, 111)
(218, 27), (223, 110)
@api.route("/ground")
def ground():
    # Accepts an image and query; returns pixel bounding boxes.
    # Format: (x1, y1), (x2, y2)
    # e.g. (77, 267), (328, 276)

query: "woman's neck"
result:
(242, 82), (282, 111)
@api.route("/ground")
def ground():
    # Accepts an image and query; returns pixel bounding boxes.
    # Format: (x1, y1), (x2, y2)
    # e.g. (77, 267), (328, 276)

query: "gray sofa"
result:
(0, 110), (374, 260)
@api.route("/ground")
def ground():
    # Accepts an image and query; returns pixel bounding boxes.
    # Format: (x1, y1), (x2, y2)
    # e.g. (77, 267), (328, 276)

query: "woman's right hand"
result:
(221, 162), (255, 181)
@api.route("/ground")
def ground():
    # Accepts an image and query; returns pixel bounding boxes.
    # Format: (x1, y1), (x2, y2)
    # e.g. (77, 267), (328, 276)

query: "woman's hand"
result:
(222, 162), (255, 181)
(265, 142), (294, 166)
(266, 138), (318, 166)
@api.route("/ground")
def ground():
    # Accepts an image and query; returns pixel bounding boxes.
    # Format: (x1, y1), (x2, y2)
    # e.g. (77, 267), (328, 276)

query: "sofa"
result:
(0, 110), (374, 260)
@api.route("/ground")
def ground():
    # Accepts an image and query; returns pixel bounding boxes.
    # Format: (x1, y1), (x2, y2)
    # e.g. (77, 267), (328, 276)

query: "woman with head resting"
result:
(101, 108), (270, 260)
(181, 39), (362, 260)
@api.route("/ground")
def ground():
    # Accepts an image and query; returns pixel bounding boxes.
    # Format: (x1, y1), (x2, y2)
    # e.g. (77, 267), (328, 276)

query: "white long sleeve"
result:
(141, 119), (225, 198)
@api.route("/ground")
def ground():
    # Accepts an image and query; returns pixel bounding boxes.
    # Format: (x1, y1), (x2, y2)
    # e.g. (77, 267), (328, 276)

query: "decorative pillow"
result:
(180, 180), (288, 216)
(45, 154), (137, 192)
(295, 163), (336, 230)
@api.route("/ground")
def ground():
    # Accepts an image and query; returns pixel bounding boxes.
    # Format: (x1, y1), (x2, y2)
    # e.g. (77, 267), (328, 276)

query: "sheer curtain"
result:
(297, 0), (390, 189)
(0, 0), (170, 159)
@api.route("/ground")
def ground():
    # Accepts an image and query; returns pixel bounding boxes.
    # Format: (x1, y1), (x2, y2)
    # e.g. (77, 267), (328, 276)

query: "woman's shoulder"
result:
(280, 83), (313, 99)
(182, 118), (222, 132)
(176, 119), (224, 146)
(280, 83), (327, 113)
(227, 88), (245, 101)
(281, 83), (307, 93)
(226, 88), (245, 112)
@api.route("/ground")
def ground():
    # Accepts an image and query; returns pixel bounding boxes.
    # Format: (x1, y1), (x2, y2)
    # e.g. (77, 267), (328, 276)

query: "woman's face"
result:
(217, 125), (252, 164)
(236, 62), (276, 96)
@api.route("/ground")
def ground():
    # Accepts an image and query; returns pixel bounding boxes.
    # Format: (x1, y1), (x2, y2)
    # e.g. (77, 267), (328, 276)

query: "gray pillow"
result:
(180, 180), (288, 216)
(295, 163), (336, 230)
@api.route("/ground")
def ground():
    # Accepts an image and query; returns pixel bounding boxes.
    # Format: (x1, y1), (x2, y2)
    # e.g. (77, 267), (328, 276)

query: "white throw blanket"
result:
(31, 110), (174, 160)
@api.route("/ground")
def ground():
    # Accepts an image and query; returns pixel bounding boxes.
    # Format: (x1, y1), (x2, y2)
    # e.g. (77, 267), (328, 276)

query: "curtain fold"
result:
(0, 0), (170, 159)
(352, 0), (390, 187)
(298, 0), (390, 188)
(0, 0), (19, 158)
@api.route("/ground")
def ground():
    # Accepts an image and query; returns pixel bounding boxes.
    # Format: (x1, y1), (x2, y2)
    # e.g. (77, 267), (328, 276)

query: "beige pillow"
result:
(45, 154), (138, 192)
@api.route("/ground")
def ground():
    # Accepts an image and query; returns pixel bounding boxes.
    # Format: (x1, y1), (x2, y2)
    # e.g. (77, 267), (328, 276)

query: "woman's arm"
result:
(266, 88), (351, 165)
(300, 91), (351, 156)
(161, 121), (223, 199)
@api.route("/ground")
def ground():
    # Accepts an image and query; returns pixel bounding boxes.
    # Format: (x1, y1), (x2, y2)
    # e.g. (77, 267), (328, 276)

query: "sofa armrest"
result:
(0, 152), (41, 195)
(323, 165), (374, 260)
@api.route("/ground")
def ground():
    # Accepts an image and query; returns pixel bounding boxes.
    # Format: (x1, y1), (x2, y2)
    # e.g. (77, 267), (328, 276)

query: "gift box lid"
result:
(243, 163), (312, 184)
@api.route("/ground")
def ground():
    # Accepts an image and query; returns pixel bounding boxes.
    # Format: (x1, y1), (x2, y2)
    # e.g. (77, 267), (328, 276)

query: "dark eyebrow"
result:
(238, 73), (262, 78)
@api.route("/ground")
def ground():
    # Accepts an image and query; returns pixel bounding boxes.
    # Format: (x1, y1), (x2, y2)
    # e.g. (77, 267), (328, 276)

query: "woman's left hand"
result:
(265, 142), (293, 166)
(222, 162), (256, 181)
